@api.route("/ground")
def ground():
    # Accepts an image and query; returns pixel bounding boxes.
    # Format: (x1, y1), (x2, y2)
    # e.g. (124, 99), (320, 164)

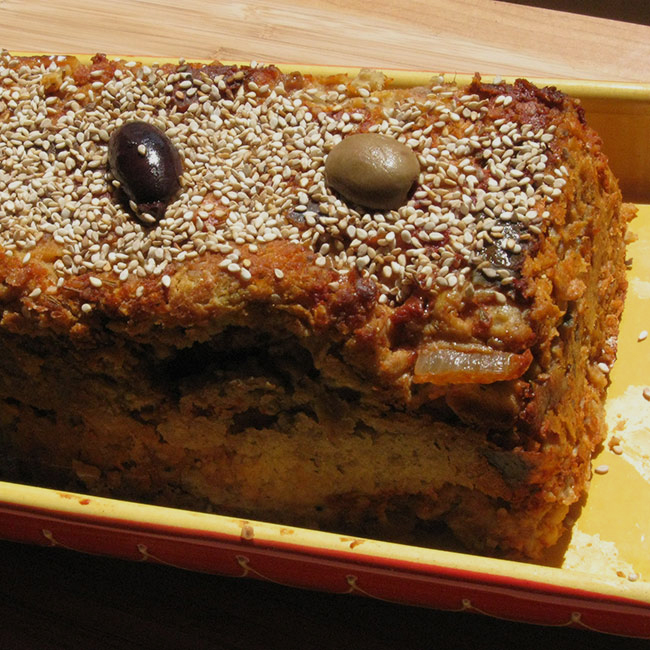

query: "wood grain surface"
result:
(0, 0), (648, 81)
(0, 2), (649, 648)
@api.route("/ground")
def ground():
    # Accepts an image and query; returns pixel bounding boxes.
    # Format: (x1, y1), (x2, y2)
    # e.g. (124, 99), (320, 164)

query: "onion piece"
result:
(413, 343), (533, 385)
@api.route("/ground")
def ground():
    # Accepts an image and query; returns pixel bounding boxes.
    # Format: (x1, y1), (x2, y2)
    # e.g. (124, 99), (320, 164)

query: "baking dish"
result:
(0, 58), (649, 637)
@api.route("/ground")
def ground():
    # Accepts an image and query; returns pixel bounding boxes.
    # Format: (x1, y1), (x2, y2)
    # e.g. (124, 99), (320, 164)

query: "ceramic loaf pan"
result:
(0, 56), (649, 637)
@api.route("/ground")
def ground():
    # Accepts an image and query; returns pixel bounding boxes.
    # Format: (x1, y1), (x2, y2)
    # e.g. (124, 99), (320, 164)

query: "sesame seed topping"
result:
(643, 387), (650, 402)
(0, 54), (565, 306)
(594, 464), (609, 475)
(597, 362), (610, 374)
(638, 330), (648, 342)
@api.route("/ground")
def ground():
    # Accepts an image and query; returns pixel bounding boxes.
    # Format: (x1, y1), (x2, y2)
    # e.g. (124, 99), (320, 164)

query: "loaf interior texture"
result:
(0, 53), (633, 559)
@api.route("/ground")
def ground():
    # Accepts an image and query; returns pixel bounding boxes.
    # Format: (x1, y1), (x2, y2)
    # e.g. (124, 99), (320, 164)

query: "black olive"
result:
(483, 221), (528, 271)
(108, 121), (182, 223)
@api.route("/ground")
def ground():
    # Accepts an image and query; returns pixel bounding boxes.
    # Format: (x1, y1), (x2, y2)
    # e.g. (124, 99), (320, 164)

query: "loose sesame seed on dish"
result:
(0, 52), (565, 306)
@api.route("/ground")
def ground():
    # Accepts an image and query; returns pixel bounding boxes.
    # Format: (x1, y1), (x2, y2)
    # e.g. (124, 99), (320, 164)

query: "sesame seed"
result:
(597, 362), (610, 374)
(161, 274), (171, 287)
(81, 303), (92, 313)
(594, 465), (609, 475)
(638, 330), (648, 342)
(89, 276), (102, 288)
(643, 387), (650, 402)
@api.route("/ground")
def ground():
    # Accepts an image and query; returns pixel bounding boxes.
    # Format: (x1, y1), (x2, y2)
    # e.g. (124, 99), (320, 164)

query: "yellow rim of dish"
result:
(3, 479), (650, 605)
(10, 51), (650, 104)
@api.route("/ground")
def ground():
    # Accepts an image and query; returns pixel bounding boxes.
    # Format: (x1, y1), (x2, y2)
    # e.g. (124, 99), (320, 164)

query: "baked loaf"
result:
(0, 52), (632, 559)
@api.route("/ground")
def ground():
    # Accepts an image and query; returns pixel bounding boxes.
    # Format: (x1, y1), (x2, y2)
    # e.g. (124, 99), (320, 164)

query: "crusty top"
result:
(0, 52), (621, 397)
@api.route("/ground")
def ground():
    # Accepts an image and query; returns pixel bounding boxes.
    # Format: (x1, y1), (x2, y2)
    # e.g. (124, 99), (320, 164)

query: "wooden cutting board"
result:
(0, 0), (648, 82)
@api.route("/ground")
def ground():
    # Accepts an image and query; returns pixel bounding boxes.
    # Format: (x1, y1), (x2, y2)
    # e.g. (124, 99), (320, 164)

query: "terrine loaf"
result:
(0, 52), (633, 559)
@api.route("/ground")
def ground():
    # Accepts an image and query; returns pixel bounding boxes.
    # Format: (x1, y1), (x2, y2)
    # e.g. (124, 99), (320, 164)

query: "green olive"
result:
(325, 133), (420, 210)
